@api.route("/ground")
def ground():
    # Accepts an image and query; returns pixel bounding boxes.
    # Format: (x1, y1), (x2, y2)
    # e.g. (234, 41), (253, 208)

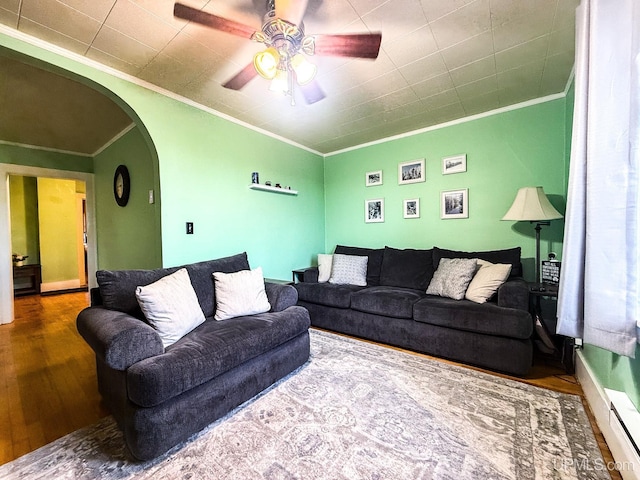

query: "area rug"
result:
(1, 330), (610, 480)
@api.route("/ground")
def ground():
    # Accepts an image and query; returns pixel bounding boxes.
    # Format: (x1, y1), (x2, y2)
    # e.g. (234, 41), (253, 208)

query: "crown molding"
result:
(0, 139), (92, 157)
(325, 92), (567, 157)
(0, 25), (574, 160)
(91, 123), (136, 157)
(0, 25), (323, 157)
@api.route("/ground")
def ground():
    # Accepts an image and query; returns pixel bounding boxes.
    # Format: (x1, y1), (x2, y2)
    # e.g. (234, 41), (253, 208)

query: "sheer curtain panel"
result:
(556, 0), (640, 357)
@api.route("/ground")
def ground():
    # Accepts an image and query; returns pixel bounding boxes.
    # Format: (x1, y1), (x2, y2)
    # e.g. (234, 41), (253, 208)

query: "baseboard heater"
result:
(576, 352), (640, 479)
(605, 388), (640, 475)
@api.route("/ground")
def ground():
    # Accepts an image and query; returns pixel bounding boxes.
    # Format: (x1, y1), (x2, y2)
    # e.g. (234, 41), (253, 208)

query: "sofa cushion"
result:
(351, 286), (427, 319)
(433, 246), (522, 278)
(213, 267), (271, 320)
(317, 254), (333, 283)
(335, 245), (384, 286)
(135, 268), (206, 348)
(426, 258), (478, 300)
(379, 247), (435, 290)
(96, 252), (250, 319)
(465, 260), (512, 304)
(294, 282), (364, 308)
(126, 306), (311, 407)
(185, 253), (251, 317)
(329, 254), (368, 286)
(413, 295), (532, 339)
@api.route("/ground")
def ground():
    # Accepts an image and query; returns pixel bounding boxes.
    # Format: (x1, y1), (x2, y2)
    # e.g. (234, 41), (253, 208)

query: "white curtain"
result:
(556, 0), (640, 357)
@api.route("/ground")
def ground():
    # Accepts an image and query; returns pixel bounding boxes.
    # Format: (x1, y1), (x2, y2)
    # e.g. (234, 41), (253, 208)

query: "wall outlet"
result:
(186, 222), (193, 234)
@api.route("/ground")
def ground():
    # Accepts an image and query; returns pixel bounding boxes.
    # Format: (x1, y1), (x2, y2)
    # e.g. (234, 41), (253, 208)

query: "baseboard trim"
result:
(40, 286), (88, 296)
(576, 351), (640, 479)
(40, 279), (82, 293)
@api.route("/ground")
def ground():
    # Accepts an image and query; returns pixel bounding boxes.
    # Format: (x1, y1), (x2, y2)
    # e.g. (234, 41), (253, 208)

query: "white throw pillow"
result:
(426, 258), (478, 300)
(329, 254), (368, 286)
(465, 260), (512, 304)
(317, 254), (333, 283)
(213, 267), (271, 321)
(136, 268), (206, 348)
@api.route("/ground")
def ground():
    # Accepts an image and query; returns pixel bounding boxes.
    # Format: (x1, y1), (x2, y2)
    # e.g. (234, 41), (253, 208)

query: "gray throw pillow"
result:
(329, 254), (368, 286)
(135, 268), (206, 348)
(426, 258), (478, 300)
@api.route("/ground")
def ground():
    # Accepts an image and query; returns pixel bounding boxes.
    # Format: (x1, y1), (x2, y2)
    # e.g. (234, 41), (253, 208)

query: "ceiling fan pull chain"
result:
(289, 69), (296, 106)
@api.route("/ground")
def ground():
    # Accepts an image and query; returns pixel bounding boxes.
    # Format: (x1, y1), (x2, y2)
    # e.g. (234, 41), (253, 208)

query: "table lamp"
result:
(502, 186), (563, 284)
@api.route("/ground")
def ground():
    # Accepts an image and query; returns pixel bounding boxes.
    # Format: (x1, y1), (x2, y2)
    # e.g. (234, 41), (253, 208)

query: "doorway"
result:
(10, 175), (88, 294)
(0, 164), (97, 325)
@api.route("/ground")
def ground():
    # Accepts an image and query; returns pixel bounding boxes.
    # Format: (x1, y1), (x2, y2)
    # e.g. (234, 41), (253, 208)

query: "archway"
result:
(0, 50), (160, 324)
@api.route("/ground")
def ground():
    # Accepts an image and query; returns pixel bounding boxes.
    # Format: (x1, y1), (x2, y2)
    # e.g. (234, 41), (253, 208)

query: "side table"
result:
(292, 269), (307, 284)
(13, 264), (42, 296)
(528, 282), (575, 374)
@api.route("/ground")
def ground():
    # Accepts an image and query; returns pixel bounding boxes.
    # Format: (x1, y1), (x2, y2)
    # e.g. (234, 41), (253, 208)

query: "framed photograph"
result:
(365, 198), (384, 223)
(442, 154), (467, 175)
(403, 198), (420, 218)
(366, 170), (383, 186)
(398, 159), (425, 184)
(441, 189), (468, 219)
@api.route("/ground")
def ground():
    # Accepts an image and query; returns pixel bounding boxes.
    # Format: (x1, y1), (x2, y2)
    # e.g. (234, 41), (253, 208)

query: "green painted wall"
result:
(0, 143), (92, 172)
(582, 345), (640, 410)
(0, 32), (325, 280)
(143, 95), (325, 277)
(9, 175), (39, 263)
(324, 99), (567, 280)
(36, 177), (79, 284)
(94, 127), (161, 270)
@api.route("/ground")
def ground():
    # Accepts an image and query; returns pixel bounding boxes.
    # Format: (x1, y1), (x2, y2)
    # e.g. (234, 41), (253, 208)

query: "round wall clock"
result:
(113, 164), (130, 207)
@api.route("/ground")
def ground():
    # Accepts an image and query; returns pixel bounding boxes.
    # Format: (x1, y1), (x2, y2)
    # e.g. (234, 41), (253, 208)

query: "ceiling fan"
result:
(174, 0), (382, 105)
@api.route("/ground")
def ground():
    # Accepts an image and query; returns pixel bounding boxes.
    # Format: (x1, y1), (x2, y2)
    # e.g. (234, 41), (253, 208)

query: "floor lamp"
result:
(502, 186), (563, 285)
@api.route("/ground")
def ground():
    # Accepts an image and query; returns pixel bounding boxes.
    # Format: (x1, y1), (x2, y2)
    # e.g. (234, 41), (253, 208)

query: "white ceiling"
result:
(0, 0), (577, 155)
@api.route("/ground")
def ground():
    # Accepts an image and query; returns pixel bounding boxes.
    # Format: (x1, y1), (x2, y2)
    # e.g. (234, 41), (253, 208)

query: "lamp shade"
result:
(502, 186), (563, 221)
(290, 54), (316, 85)
(254, 47), (279, 79)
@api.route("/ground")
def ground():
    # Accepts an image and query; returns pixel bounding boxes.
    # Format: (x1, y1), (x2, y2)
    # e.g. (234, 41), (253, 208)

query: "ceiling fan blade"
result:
(174, 3), (257, 39)
(313, 33), (382, 59)
(222, 63), (259, 90)
(275, 0), (309, 24)
(300, 80), (325, 104)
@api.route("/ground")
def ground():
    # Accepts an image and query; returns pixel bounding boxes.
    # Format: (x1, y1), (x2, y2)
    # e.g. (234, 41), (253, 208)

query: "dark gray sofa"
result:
(77, 252), (310, 460)
(295, 245), (533, 376)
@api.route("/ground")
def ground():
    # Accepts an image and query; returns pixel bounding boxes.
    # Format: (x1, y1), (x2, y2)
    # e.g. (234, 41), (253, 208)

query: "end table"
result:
(528, 282), (575, 374)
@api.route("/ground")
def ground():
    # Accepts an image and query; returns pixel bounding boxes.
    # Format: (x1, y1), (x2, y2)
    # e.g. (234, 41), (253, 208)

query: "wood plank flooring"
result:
(0, 292), (622, 479)
(0, 292), (109, 464)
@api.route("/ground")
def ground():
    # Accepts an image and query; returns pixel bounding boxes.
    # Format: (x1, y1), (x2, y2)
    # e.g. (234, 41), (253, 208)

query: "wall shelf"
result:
(249, 184), (298, 195)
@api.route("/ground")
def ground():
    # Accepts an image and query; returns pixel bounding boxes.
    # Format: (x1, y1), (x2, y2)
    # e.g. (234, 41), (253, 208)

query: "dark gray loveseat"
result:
(295, 246), (533, 376)
(77, 252), (310, 460)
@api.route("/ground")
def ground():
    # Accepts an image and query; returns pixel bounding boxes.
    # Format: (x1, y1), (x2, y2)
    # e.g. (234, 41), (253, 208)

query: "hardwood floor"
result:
(0, 292), (109, 465)
(0, 292), (622, 479)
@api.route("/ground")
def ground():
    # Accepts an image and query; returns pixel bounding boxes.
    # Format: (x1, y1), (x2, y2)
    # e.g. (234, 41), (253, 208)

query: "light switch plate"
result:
(186, 222), (193, 234)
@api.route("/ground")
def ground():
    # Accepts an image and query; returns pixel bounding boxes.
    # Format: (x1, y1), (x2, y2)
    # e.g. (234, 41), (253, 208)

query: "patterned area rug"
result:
(1, 330), (610, 479)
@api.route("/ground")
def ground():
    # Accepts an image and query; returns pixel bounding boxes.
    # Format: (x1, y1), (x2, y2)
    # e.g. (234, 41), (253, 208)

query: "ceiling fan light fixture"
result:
(253, 47), (280, 79)
(290, 54), (316, 85)
(269, 68), (289, 94)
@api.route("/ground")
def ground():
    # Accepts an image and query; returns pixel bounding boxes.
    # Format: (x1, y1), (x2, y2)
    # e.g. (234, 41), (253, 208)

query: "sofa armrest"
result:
(265, 283), (298, 312)
(300, 267), (319, 283)
(76, 306), (164, 371)
(497, 278), (529, 311)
